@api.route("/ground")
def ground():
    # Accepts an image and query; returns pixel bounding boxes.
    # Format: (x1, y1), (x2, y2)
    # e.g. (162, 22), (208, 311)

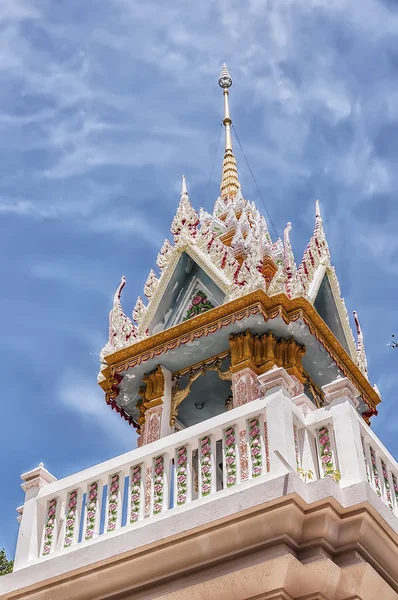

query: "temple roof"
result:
(98, 65), (373, 407)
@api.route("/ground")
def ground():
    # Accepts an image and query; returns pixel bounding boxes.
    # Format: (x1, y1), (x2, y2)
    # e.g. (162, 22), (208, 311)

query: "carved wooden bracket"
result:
(229, 329), (306, 382)
(143, 365), (164, 401)
(136, 366), (165, 435)
(169, 352), (232, 427)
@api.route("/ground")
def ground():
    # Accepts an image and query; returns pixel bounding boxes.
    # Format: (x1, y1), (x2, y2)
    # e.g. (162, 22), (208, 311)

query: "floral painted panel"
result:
(224, 427), (237, 487)
(42, 498), (57, 555)
(392, 473), (398, 506)
(176, 446), (189, 505)
(369, 447), (381, 497)
(361, 438), (371, 484)
(107, 473), (120, 532)
(200, 436), (212, 496)
(318, 426), (335, 477)
(183, 290), (214, 321)
(249, 418), (262, 477)
(153, 455), (165, 514)
(294, 425), (300, 472)
(64, 490), (78, 548)
(130, 465), (142, 523)
(381, 460), (393, 510)
(85, 481), (99, 540)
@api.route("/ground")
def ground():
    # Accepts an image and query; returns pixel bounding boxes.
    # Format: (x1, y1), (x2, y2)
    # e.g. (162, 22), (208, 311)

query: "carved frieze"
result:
(143, 366), (165, 402)
(229, 329), (306, 382)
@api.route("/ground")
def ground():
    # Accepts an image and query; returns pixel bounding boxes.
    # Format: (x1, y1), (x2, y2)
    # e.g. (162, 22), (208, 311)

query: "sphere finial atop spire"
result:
(218, 64), (240, 201)
(218, 63), (232, 89)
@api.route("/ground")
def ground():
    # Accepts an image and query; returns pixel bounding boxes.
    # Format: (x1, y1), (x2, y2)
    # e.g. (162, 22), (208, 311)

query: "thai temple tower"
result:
(2, 66), (398, 600)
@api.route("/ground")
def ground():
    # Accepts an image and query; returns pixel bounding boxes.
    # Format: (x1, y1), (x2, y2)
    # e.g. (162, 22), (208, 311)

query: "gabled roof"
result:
(98, 65), (371, 393)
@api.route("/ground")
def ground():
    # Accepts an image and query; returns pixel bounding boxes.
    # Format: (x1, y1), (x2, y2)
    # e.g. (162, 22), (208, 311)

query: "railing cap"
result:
(322, 376), (360, 407)
(21, 462), (57, 492)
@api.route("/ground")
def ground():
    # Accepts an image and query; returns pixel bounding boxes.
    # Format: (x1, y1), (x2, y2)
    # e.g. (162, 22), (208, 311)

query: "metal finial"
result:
(181, 175), (188, 196)
(218, 64), (240, 200)
(218, 63), (232, 89)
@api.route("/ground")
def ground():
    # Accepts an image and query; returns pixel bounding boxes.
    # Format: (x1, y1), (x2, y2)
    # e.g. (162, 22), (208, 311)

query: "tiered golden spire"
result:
(218, 64), (240, 201)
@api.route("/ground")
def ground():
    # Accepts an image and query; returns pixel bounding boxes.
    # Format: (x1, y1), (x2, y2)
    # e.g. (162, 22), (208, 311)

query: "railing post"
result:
(14, 463), (57, 571)
(322, 377), (367, 487)
(258, 367), (297, 475)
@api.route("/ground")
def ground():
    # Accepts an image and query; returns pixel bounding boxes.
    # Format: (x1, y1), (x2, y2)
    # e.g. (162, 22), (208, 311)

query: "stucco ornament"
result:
(64, 490), (78, 548)
(109, 277), (137, 350)
(42, 498), (57, 555)
(130, 464), (142, 523)
(156, 239), (174, 270)
(224, 426), (237, 487)
(176, 446), (188, 505)
(143, 269), (159, 300)
(170, 176), (199, 244)
(107, 473), (120, 532)
(132, 296), (147, 327)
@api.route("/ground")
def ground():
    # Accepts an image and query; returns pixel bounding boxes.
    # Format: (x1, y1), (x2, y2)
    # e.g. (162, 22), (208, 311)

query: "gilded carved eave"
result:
(99, 290), (380, 419)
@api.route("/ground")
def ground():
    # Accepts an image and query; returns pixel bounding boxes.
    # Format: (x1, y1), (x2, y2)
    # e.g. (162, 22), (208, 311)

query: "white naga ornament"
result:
(144, 269), (159, 299)
(156, 239), (174, 270)
(133, 296), (147, 327)
(170, 176), (199, 244)
(106, 276), (137, 354)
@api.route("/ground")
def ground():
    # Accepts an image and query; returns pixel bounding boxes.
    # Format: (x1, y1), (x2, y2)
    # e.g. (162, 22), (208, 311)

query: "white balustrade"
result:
(14, 375), (398, 571)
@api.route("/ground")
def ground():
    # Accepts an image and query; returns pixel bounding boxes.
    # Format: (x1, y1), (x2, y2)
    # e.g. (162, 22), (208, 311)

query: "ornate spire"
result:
(218, 64), (240, 201)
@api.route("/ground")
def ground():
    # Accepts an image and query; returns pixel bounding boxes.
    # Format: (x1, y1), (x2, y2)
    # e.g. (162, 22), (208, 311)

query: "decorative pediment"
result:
(313, 270), (355, 358)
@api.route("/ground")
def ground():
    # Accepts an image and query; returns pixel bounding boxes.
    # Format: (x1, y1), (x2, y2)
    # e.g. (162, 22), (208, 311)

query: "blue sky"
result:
(1, 0), (398, 557)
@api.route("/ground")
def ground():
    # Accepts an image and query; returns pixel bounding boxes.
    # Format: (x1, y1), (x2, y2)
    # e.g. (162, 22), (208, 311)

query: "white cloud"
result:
(59, 372), (135, 452)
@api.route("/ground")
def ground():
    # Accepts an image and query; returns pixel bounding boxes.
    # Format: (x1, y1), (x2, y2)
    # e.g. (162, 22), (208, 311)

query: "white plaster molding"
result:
(257, 367), (296, 398)
(322, 376), (360, 408)
(293, 393), (317, 415)
(307, 262), (327, 304)
(21, 464), (57, 492)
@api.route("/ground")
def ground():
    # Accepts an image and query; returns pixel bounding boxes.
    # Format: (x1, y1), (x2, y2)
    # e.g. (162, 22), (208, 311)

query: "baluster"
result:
(174, 444), (191, 506)
(63, 489), (81, 548)
(263, 419), (270, 473)
(199, 434), (216, 497)
(84, 481), (100, 540)
(316, 424), (338, 479)
(369, 446), (382, 497)
(106, 472), (123, 532)
(248, 416), (263, 478)
(238, 423), (249, 483)
(41, 497), (59, 556)
(223, 424), (238, 488)
(144, 459), (152, 518)
(152, 453), (169, 515)
(390, 472), (398, 514)
(380, 459), (393, 510)
(293, 423), (300, 472)
(361, 437), (371, 484)
(363, 442), (374, 491)
(129, 463), (144, 524)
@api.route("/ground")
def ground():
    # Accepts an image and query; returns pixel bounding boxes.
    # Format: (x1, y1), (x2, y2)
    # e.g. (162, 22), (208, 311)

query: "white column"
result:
(258, 367), (297, 476)
(160, 366), (173, 438)
(322, 377), (367, 487)
(14, 463), (57, 571)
